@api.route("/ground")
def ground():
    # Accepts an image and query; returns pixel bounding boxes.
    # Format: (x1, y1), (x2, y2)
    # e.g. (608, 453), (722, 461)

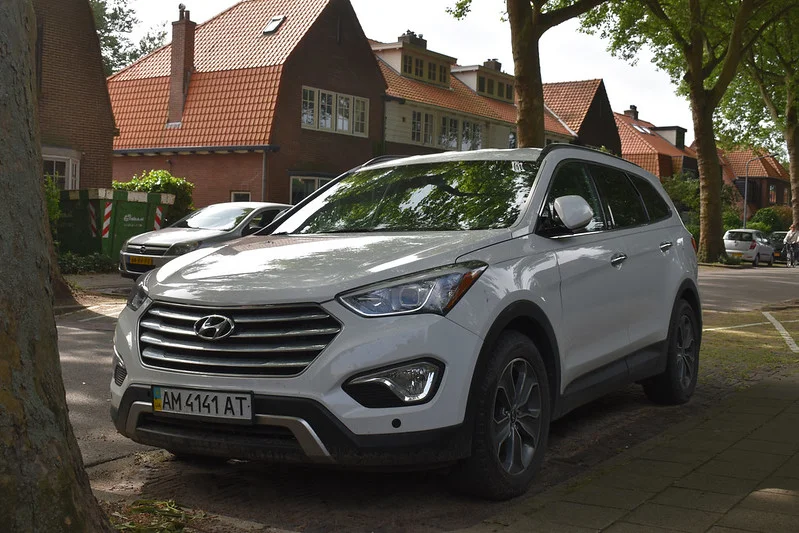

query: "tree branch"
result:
(539, 0), (607, 31)
(708, 0), (755, 108)
(642, 0), (689, 51)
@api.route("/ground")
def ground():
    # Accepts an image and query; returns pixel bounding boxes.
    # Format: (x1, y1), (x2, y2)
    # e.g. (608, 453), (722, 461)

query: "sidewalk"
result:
(460, 369), (799, 533)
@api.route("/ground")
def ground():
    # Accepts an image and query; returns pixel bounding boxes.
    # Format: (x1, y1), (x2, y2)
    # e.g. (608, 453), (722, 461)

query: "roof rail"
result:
(357, 155), (409, 169)
(538, 143), (630, 164)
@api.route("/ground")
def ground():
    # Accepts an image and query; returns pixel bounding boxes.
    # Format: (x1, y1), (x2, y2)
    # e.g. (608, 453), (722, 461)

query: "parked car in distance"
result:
(111, 146), (701, 500)
(119, 202), (290, 278)
(723, 229), (774, 266)
(769, 231), (788, 264)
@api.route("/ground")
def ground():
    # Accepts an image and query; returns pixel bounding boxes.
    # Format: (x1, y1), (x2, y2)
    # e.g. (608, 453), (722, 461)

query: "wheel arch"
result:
(464, 301), (562, 426)
(676, 278), (702, 342)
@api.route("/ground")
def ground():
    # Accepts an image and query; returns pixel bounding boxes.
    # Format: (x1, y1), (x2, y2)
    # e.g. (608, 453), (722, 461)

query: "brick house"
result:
(615, 105), (698, 179)
(108, 0), (386, 206)
(34, 0), (115, 189)
(724, 149), (791, 214)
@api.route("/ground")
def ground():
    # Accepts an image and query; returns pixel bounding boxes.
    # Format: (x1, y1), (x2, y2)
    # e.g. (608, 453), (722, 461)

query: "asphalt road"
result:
(58, 265), (799, 466)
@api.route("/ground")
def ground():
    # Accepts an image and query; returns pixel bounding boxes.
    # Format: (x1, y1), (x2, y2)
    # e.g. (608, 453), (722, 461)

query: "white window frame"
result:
(290, 176), (333, 205)
(42, 146), (80, 190)
(231, 191), (251, 202)
(423, 113), (434, 145)
(411, 111), (422, 143)
(301, 86), (369, 138)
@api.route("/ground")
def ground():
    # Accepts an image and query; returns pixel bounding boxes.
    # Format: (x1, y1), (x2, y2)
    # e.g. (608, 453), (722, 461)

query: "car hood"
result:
(127, 227), (228, 247)
(147, 231), (508, 305)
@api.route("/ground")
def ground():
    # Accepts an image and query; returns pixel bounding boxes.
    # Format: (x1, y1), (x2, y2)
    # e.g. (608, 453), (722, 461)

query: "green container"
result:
(58, 188), (175, 258)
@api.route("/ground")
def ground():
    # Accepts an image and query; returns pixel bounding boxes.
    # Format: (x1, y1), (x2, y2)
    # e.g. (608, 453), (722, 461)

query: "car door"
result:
(587, 163), (664, 351)
(537, 161), (635, 388)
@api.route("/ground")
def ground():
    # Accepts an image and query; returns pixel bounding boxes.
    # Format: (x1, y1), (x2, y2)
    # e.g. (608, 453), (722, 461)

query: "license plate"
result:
(130, 256), (153, 265)
(730, 252), (742, 258)
(152, 386), (252, 421)
(775, 252), (781, 257)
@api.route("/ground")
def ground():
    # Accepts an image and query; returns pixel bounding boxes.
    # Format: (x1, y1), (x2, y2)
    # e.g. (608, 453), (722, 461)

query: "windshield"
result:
(273, 160), (540, 234)
(171, 205), (255, 231)
(725, 231), (753, 241)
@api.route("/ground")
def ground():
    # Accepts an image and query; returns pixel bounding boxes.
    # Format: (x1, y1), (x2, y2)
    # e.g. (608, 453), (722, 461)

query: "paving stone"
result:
(638, 446), (715, 467)
(706, 528), (760, 533)
(778, 455), (799, 478)
(674, 472), (760, 496)
(757, 475), (799, 494)
(527, 501), (626, 530)
(562, 485), (654, 511)
(621, 459), (695, 478)
(652, 487), (742, 514)
(460, 519), (598, 533)
(749, 424), (799, 444)
(623, 503), (721, 532)
(593, 469), (676, 493)
(698, 459), (781, 480)
(737, 382), (799, 400)
(715, 449), (788, 469)
(717, 507), (799, 532)
(679, 428), (750, 444)
(738, 490), (799, 516)
(730, 439), (799, 456)
(722, 402), (789, 416)
(665, 437), (732, 454)
(604, 522), (684, 533)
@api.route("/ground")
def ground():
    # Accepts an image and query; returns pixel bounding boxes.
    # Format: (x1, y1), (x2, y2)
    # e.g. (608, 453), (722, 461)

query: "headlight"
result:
(167, 241), (201, 256)
(338, 261), (487, 317)
(126, 276), (150, 311)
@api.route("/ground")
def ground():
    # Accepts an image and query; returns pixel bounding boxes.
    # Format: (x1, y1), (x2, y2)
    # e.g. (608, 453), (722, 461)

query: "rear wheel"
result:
(642, 300), (699, 405)
(451, 331), (551, 500)
(753, 253), (760, 267)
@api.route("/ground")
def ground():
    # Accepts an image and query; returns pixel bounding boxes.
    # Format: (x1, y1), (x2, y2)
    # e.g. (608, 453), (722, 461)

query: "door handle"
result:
(610, 253), (627, 267)
(659, 241), (673, 252)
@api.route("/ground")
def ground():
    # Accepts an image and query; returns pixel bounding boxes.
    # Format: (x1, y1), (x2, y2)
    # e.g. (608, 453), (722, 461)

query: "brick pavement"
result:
(460, 369), (799, 533)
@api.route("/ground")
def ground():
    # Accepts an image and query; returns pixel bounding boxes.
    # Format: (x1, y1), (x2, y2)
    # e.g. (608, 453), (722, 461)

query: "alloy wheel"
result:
(675, 314), (696, 389)
(491, 358), (542, 475)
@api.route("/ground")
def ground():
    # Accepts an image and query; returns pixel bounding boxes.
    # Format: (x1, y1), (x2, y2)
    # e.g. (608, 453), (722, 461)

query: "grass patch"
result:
(103, 499), (211, 532)
(701, 309), (799, 387)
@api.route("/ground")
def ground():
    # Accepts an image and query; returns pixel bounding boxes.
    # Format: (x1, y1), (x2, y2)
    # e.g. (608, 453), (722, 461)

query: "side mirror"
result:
(553, 195), (593, 231)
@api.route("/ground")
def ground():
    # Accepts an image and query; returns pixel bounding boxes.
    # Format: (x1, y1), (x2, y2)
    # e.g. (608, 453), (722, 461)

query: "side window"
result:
(247, 209), (280, 232)
(539, 161), (606, 235)
(588, 164), (648, 229)
(629, 173), (671, 222)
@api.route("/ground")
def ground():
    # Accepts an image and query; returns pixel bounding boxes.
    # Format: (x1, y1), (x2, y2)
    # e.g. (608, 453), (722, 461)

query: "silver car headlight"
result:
(166, 241), (202, 256)
(126, 275), (150, 311)
(338, 261), (487, 317)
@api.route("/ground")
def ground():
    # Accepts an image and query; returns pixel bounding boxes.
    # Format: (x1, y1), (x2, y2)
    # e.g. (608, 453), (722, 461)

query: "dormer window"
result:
(263, 15), (285, 34)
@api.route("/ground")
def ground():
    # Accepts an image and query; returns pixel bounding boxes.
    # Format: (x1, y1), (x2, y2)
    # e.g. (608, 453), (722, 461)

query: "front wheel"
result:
(642, 300), (700, 405)
(450, 331), (551, 500)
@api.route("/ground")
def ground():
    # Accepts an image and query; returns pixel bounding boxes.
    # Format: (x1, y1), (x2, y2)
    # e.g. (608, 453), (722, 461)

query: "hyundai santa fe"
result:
(111, 145), (701, 500)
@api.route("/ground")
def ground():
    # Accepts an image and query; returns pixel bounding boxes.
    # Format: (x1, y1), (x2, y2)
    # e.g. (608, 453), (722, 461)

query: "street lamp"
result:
(743, 153), (777, 228)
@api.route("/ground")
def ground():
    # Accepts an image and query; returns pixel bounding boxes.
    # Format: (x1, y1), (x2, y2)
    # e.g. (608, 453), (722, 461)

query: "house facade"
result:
(109, 0), (386, 206)
(34, 0), (115, 189)
(724, 149), (791, 214)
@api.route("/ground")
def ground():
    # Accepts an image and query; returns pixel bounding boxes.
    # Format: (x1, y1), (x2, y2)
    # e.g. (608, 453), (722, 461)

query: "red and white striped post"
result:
(153, 206), (163, 230)
(102, 201), (112, 239)
(88, 203), (97, 237)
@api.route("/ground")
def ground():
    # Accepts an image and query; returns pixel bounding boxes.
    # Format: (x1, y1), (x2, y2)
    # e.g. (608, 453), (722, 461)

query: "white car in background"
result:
(119, 202), (290, 278)
(112, 146), (701, 500)
(723, 229), (774, 266)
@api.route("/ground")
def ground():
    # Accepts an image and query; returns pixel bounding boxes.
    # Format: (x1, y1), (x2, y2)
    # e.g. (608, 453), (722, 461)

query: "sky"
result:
(130, 0), (695, 144)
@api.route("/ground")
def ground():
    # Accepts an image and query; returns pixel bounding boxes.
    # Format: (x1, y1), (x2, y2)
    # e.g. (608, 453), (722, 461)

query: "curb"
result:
(698, 262), (747, 269)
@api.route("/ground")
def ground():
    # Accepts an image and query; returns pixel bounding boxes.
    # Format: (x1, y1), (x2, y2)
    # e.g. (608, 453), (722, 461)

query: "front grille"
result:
(138, 301), (342, 376)
(126, 244), (170, 256)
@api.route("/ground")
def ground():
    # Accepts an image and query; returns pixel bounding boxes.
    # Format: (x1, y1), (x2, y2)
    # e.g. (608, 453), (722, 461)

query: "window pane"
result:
(541, 162), (606, 233)
(439, 65), (447, 83)
(415, 58), (423, 77)
(403, 55), (413, 74)
(423, 113), (434, 145)
(487, 79), (494, 95)
(353, 98), (367, 135)
(473, 124), (482, 150)
(508, 130), (517, 149)
(461, 120), (472, 150)
(231, 191), (251, 202)
(448, 118), (459, 149)
(428, 61), (436, 80)
(318, 91), (333, 129)
(291, 177), (320, 205)
(629, 174), (671, 222)
(589, 164), (648, 228)
(337, 95), (351, 132)
(301, 88), (315, 126)
(411, 111), (422, 142)
(478, 76), (486, 92)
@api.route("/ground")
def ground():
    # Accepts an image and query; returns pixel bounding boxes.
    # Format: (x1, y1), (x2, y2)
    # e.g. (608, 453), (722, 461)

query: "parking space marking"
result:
(703, 318), (799, 333)
(762, 311), (799, 353)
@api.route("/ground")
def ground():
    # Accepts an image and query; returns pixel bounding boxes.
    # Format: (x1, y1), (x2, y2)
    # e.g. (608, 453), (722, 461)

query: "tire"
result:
(768, 254), (774, 267)
(753, 253), (759, 267)
(450, 331), (551, 500)
(642, 300), (700, 405)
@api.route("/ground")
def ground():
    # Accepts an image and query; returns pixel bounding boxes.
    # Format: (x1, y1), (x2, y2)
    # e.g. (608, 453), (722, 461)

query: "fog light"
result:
(345, 360), (443, 407)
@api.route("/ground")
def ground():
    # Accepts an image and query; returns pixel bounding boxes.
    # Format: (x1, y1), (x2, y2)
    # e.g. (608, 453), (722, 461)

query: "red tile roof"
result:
(542, 79), (602, 133)
(379, 60), (575, 138)
(614, 112), (695, 176)
(724, 149), (789, 181)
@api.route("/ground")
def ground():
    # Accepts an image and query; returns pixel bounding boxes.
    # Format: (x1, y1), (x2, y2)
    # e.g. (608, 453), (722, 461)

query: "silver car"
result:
(119, 202), (290, 278)
(723, 229), (774, 266)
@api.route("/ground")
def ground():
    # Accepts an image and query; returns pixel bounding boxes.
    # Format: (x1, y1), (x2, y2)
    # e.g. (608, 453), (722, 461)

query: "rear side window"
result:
(629, 174), (671, 222)
(588, 164), (648, 229)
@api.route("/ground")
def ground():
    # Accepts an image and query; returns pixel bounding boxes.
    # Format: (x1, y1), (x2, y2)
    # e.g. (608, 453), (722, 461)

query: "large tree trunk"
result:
(508, 0), (545, 148)
(784, 101), (799, 226)
(690, 91), (725, 262)
(0, 2), (112, 531)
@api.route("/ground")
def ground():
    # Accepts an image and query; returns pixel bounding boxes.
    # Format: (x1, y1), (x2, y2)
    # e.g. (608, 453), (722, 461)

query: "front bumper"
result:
(112, 385), (471, 466)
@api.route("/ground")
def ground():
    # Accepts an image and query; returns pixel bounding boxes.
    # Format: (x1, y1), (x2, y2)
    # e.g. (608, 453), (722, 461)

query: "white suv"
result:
(111, 146), (701, 500)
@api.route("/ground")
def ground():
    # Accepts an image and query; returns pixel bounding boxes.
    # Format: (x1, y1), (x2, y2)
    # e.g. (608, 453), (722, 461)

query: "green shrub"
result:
(113, 169), (195, 226)
(58, 252), (118, 275)
(43, 174), (61, 240)
(749, 207), (783, 233)
(768, 205), (793, 230)
(722, 208), (743, 232)
(662, 173), (700, 213)
(717, 254), (742, 265)
(747, 221), (771, 234)
(685, 223), (700, 245)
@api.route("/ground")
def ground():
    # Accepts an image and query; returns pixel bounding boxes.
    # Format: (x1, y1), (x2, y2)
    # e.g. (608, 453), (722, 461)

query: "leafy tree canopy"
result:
(91, 0), (166, 76)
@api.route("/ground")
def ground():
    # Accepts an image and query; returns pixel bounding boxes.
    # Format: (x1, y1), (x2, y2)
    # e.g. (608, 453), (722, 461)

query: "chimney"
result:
(398, 30), (427, 49)
(167, 4), (196, 125)
(623, 105), (639, 120)
(483, 58), (501, 71)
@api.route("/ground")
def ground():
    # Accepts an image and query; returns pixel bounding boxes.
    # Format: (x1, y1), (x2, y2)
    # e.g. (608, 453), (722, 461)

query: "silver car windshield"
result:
(171, 205), (255, 231)
(273, 160), (540, 234)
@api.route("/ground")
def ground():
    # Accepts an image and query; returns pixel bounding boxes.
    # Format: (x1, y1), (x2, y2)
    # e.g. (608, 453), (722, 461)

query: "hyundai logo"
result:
(194, 315), (235, 340)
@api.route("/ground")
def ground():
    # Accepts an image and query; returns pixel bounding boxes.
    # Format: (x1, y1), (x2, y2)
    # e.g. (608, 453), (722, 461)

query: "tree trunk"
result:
(690, 91), (725, 262)
(0, 2), (112, 531)
(508, 0), (546, 148)
(784, 99), (799, 226)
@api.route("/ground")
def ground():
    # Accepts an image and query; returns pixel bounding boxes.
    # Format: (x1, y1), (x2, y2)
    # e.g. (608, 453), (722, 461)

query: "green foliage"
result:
(716, 254), (742, 266)
(43, 174), (61, 240)
(58, 252), (117, 275)
(90, 0), (166, 76)
(113, 170), (195, 226)
(663, 173), (743, 238)
(747, 221), (771, 234)
(662, 173), (699, 214)
(723, 209), (742, 231)
(750, 207), (789, 233)
(770, 204), (794, 229)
